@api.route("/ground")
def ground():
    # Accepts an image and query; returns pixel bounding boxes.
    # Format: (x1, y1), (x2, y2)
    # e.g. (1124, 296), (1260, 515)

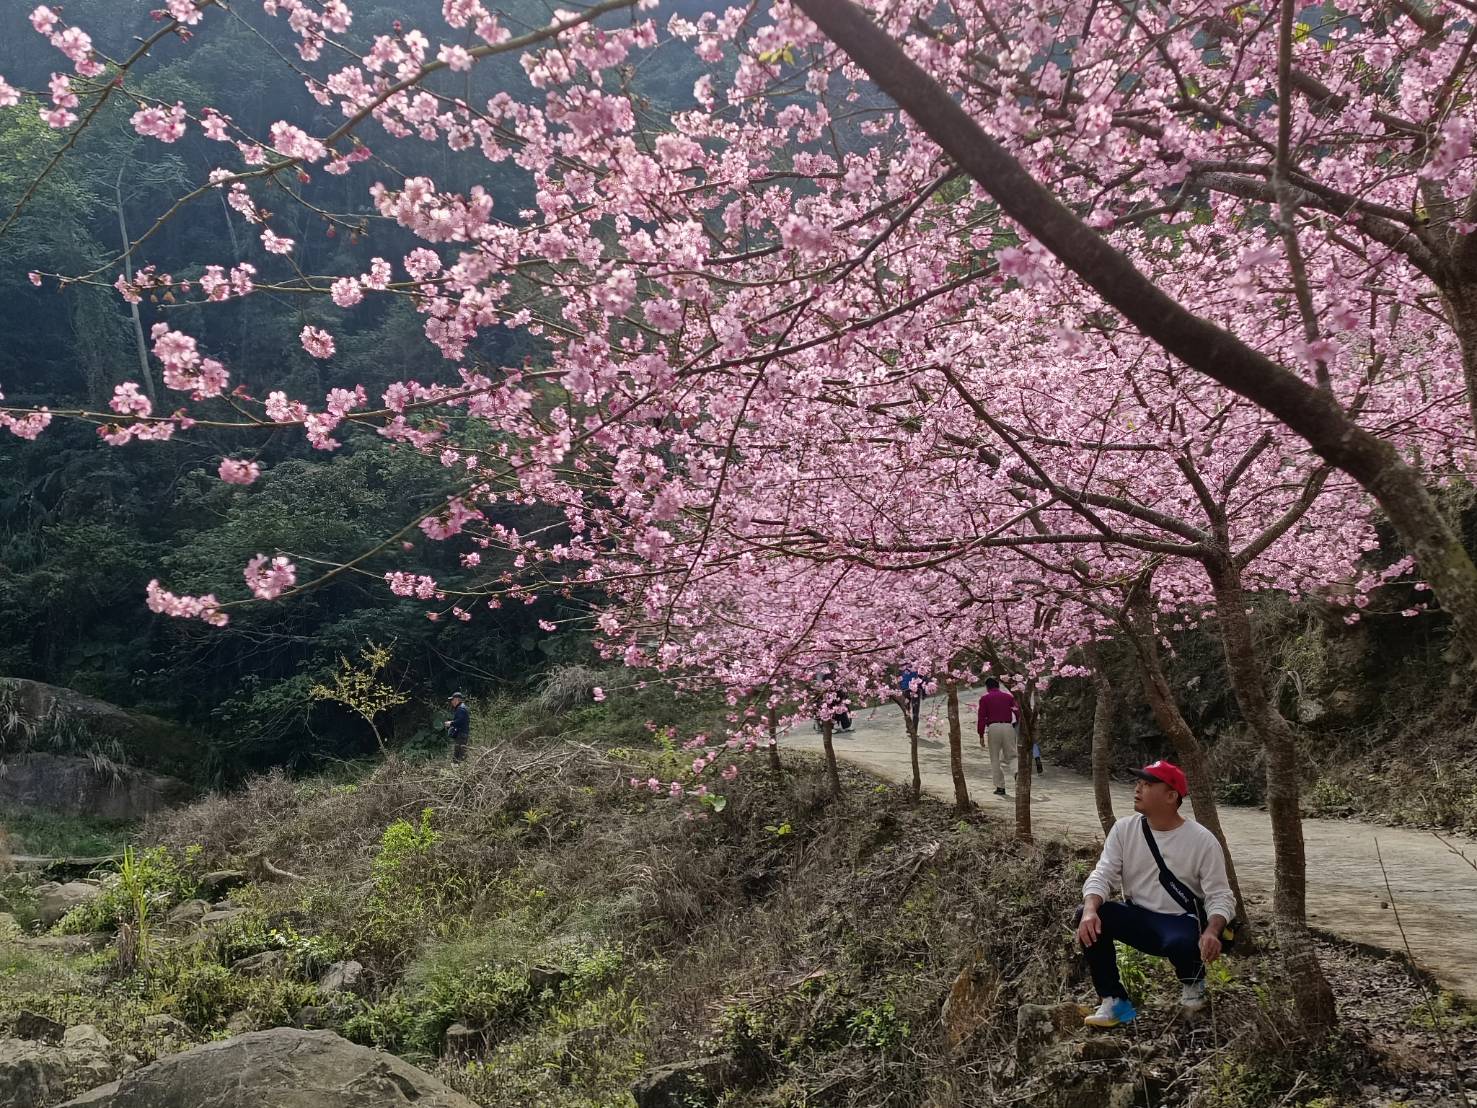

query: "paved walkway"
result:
(784, 690), (1477, 1002)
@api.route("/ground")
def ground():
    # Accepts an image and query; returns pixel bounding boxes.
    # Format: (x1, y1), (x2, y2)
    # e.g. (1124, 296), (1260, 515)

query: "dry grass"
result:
(535, 664), (604, 714)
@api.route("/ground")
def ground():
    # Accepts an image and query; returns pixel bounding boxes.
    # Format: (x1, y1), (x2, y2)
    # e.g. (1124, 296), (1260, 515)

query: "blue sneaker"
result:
(1083, 997), (1137, 1028)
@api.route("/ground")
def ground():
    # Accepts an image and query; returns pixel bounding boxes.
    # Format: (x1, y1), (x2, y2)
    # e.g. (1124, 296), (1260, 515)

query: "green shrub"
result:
(58, 845), (202, 935)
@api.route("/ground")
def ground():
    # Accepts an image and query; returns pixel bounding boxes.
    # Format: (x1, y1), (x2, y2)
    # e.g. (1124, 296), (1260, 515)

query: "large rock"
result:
(0, 1037), (115, 1108)
(59, 1029), (479, 1108)
(318, 960), (365, 996)
(632, 1056), (741, 1108)
(36, 882), (102, 928)
(0, 753), (189, 822)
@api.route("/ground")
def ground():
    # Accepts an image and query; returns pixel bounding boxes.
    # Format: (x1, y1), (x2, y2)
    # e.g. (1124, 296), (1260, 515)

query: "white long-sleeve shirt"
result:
(1083, 815), (1237, 924)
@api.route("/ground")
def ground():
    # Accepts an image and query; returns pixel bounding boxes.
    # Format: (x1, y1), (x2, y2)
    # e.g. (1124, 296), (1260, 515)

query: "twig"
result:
(1374, 837), (1474, 1108)
(1433, 831), (1477, 875)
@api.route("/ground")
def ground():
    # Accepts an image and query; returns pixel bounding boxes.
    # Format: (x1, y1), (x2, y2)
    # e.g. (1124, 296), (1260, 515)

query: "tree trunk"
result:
(1206, 555), (1337, 1031)
(1014, 683), (1035, 843)
(893, 694), (922, 802)
(789, 0), (1477, 669)
(767, 705), (782, 774)
(1085, 642), (1117, 835)
(1122, 598), (1247, 913)
(1443, 283), (1477, 443)
(820, 719), (841, 800)
(115, 166), (156, 407)
(945, 681), (970, 814)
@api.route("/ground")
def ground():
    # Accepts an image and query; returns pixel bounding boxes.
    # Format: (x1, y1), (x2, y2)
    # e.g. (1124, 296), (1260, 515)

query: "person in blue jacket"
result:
(444, 692), (470, 763)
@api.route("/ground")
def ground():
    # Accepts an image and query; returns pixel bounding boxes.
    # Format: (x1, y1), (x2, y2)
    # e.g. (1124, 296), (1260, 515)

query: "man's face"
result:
(1132, 777), (1176, 814)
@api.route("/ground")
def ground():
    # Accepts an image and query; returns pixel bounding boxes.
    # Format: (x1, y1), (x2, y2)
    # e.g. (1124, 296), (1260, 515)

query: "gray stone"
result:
(0, 1036), (115, 1108)
(442, 1022), (479, 1058)
(318, 960), (365, 996)
(197, 872), (247, 899)
(199, 908), (249, 928)
(163, 900), (209, 929)
(528, 964), (568, 994)
(231, 950), (288, 977)
(57, 1029), (480, 1107)
(141, 1015), (191, 1045)
(13, 932), (110, 955)
(223, 1013), (255, 1037)
(632, 1055), (739, 1108)
(13, 1010), (65, 1043)
(36, 881), (101, 928)
(61, 1027), (112, 1054)
(293, 1007), (327, 1031)
(1015, 1001), (1088, 1070)
(0, 750), (189, 821)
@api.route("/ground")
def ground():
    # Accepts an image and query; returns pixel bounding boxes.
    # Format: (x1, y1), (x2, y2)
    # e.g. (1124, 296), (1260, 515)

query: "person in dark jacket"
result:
(444, 692), (470, 763)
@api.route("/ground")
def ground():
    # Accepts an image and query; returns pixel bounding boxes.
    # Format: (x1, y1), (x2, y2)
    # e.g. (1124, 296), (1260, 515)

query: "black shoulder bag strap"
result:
(1139, 816), (1205, 926)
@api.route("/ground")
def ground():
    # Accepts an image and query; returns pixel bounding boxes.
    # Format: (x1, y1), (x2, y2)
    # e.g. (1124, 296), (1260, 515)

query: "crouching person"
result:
(1074, 760), (1237, 1028)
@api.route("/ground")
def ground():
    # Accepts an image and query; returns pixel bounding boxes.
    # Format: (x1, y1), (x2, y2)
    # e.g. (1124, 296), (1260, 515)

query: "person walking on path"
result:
(1074, 760), (1237, 1028)
(976, 677), (1019, 797)
(444, 692), (470, 763)
(899, 668), (924, 732)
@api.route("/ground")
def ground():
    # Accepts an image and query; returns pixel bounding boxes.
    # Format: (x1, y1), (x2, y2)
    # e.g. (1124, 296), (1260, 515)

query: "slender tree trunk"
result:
(1085, 642), (1117, 835)
(820, 719), (841, 800)
(1442, 283), (1477, 443)
(1122, 599), (1247, 913)
(1206, 555), (1336, 1031)
(788, 0), (1477, 668)
(1014, 683), (1034, 843)
(115, 166), (156, 407)
(767, 705), (782, 774)
(893, 694), (921, 802)
(945, 681), (970, 814)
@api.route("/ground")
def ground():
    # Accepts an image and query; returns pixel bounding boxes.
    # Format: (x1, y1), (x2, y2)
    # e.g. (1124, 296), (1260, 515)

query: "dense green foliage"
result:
(0, 0), (710, 776)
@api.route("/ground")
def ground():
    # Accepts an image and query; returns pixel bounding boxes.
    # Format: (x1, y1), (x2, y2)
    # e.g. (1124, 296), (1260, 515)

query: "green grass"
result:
(1, 807), (136, 857)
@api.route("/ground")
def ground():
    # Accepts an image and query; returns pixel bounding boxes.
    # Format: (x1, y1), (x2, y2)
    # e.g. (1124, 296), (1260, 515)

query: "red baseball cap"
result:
(1130, 759), (1188, 798)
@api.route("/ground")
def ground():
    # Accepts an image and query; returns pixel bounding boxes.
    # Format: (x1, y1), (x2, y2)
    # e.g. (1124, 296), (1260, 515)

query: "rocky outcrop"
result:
(0, 1036), (115, 1108)
(632, 1056), (742, 1108)
(0, 754), (188, 821)
(58, 1029), (479, 1108)
(34, 882), (101, 928)
(318, 960), (365, 996)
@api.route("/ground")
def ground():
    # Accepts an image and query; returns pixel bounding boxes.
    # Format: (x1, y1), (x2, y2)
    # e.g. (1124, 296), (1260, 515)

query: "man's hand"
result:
(1199, 928), (1222, 964)
(1076, 908), (1102, 947)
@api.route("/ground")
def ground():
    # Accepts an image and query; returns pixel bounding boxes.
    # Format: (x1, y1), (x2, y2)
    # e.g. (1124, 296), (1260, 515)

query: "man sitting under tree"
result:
(1074, 760), (1237, 1028)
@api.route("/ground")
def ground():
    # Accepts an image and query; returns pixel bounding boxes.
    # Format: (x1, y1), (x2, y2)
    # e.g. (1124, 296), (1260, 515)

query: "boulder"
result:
(442, 1022), (480, 1058)
(197, 872), (247, 899)
(36, 882), (101, 928)
(14, 933), (110, 955)
(223, 1013), (255, 1037)
(940, 952), (998, 1051)
(0, 752), (189, 821)
(62, 1027), (112, 1054)
(163, 900), (209, 929)
(528, 964), (568, 994)
(13, 1010), (65, 1043)
(231, 950), (288, 977)
(199, 908), (249, 929)
(0, 1036), (115, 1108)
(632, 1055), (740, 1108)
(58, 1029), (480, 1107)
(318, 960), (365, 996)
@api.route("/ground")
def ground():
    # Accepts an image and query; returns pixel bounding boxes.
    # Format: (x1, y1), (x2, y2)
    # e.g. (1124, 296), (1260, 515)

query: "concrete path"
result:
(784, 690), (1477, 1002)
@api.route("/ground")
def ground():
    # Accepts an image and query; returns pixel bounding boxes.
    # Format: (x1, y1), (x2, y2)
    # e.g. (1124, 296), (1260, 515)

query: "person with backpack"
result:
(1074, 759), (1237, 1027)
(444, 692), (470, 763)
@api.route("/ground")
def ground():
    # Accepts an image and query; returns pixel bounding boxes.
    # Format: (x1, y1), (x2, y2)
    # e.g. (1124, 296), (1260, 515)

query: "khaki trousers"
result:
(984, 722), (1017, 790)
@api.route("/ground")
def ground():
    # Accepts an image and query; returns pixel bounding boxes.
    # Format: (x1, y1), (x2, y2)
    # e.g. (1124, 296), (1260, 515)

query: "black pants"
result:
(906, 692), (921, 730)
(450, 733), (468, 762)
(1076, 901), (1203, 1000)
